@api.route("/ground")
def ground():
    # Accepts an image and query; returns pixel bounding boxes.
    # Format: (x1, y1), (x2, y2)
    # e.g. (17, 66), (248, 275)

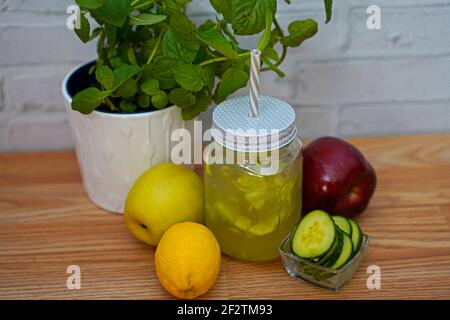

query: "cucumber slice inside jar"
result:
(214, 201), (279, 237)
(291, 210), (336, 259)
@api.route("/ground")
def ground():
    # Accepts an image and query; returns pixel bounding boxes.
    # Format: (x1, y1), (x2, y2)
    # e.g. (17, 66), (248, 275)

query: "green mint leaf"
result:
(127, 47), (137, 65)
(115, 78), (138, 98)
(222, 23), (240, 50)
(161, 0), (193, 14)
(130, 0), (155, 10)
(141, 63), (153, 78)
(175, 0), (192, 5)
(95, 64), (116, 90)
(152, 56), (179, 89)
(268, 27), (282, 47)
(173, 63), (204, 92)
(151, 90), (168, 109)
(74, 13), (90, 43)
(105, 25), (117, 47)
(280, 19), (318, 48)
(216, 64), (249, 101)
(168, 88), (196, 109)
(170, 11), (196, 37)
(106, 47), (118, 59)
(89, 27), (101, 41)
(198, 30), (239, 59)
(198, 20), (217, 32)
(324, 0), (333, 24)
(163, 31), (197, 63)
(182, 89), (212, 120)
(193, 47), (209, 65)
(202, 64), (216, 91)
(95, 0), (131, 28)
(209, 0), (232, 21)
(71, 88), (108, 114)
(261, 56), (285, 77)
(110, 57), (123, 69)
(141, 78), (160, 95)
(257, 10), (273, 51)
(129, 14), (167, 26)
(262, 47), (279, 62)
(159, 0), (178, 13)
(231, 0), (276, 35)
(170, 12), (199, 51)
(137, 94), (151, 108)
(119, 100), (137, 112)
(76, 0), (106, 9)
(113, 64), (141, 89)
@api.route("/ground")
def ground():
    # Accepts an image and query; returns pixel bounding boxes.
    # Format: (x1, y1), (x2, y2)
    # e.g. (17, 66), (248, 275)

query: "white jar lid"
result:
(211, 96), (297, 153)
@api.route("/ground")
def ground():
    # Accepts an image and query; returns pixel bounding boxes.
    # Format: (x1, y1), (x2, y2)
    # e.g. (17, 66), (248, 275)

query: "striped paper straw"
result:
(249, 49), (261, 118)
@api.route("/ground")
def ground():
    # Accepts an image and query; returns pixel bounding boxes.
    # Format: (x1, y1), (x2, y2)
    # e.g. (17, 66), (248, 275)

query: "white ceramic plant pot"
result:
(62, 61), (194, 214)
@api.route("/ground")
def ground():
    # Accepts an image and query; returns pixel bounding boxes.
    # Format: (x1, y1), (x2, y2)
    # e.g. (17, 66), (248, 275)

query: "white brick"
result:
(295, 106), (337, 139)
(9, 64), (75, 113)
(337, 102), (450, 136)
(347, 5), (450, 57)
(0, 0), (72, 14)
(261, 56), (450, 105)
(0, 25), (96, 66)
(0, 127), (9, 151)
(5, 112), (73, 151)
(0, 75), (4, 111)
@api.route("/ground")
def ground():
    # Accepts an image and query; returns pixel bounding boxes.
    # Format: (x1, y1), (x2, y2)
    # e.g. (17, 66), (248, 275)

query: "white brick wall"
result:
(0, 0), (449, 151)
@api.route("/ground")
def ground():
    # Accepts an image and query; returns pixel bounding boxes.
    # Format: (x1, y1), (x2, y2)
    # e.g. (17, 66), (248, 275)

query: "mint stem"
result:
(261, 17), (288, 72)
(146, 32), (163, 64)
(198, 52), (250, 68)
(105, 97), (118, 112)
(133, 1), (153, 10)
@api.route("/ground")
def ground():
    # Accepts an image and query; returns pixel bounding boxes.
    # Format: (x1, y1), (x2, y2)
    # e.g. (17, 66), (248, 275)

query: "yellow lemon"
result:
(155, 222), (221, 300)
(124, 163), (204, 246)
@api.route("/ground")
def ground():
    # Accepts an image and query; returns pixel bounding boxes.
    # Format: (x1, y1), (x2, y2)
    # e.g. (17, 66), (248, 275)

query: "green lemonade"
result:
(204, 139), (303, 261)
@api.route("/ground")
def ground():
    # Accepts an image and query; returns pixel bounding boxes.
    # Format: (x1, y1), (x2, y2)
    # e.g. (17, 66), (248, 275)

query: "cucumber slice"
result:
(349, 219), (362, 252)
(331, 232), (354, 269)
(289, 222), (300, 249)
(214, 201), (278, 237)
(317, 227), (344, 267)
(332, 215), (352, 236)
(291, 210), (336, 259)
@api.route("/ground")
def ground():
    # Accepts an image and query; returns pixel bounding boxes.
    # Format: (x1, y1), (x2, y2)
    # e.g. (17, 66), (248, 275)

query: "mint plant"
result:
(72, 0), (333, 119)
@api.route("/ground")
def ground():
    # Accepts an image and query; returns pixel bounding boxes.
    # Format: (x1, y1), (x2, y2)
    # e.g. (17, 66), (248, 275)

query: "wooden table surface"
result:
(1, 133), (450, 300)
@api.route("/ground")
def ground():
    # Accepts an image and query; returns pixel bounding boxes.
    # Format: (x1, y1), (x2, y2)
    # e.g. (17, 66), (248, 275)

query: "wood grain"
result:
(1, 133), (450, 299)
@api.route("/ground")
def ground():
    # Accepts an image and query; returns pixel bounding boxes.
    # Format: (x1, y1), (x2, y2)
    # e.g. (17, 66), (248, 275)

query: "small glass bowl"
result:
(279, 232), (370, 291)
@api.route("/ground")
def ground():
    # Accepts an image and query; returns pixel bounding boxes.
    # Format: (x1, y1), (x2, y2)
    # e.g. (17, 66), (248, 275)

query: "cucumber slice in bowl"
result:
(291, 210), (336, 259)
(317, 227), (344, 267)
(349, 219), (362, 252)
(331, 215), (352, 236)
(331, 232), (354, 269)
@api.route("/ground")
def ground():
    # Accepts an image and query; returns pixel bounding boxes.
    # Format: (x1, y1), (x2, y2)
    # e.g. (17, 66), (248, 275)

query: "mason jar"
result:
(204, 96), (303, 261)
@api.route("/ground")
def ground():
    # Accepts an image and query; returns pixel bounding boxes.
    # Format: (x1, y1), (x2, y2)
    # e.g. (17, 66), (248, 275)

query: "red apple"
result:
(302, 137), (376, 218)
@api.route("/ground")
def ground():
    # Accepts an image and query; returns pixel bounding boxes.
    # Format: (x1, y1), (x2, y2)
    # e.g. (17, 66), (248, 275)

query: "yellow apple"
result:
(124, 163), (204, 246)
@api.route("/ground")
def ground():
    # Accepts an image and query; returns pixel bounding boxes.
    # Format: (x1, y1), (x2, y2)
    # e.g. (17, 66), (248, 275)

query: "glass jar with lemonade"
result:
(204, 96), (303, 261)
